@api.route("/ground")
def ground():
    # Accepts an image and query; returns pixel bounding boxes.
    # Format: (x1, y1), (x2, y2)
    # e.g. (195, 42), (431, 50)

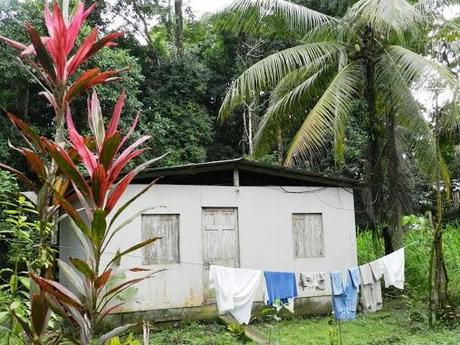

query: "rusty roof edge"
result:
(235, 159), (360, 185)
(134, 157), (362, 187)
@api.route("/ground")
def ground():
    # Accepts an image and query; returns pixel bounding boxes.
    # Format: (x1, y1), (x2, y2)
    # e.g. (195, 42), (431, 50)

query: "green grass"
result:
(253, 298), (460, 345)
(143, 298), (460, 345)
(148, 322), (251, 344)
(145, 222), (460, 345)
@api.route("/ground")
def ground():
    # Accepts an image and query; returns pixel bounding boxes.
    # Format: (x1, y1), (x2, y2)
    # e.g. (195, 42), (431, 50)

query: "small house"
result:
(60, 158), (358, 322)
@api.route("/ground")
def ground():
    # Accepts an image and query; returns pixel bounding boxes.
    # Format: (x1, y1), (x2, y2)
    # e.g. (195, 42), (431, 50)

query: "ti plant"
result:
(0, 0), (124, 276)
(0, 0), (122, 142)
(28, 91), (164, 344)
(0, 2), (162, 343)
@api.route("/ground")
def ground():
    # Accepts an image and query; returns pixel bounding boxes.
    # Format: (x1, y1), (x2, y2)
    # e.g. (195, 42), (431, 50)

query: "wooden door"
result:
(202, 207), (239, 303)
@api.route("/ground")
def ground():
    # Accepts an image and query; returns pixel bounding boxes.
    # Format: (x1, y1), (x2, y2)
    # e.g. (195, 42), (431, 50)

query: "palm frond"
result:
(301, 21), (340, 43)
(219, 42), (342, 120)
(284, 62), (363, 165)
(386, 45), (456, 87)
(345, 0), (422, 34)
(218, 0), (337, 34)
(375, 51), (451, 187)
(403, 123), (450, 188)
(415, 0), (455, 20)
(374, 46), (456, 122)
(439, 94), (460, 133)
(374, 51), (420, 123)
(254, 58), (335, 155)
(269, 54), (335, 102)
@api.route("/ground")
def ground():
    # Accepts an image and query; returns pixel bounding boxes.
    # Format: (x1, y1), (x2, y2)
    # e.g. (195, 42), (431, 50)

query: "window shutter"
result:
(142, 214), (180, 264)
(292, 213), (324, 258)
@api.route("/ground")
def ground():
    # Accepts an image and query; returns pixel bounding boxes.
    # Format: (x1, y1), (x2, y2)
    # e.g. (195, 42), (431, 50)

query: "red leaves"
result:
(66, 68), (122, 102)
(0, 35), (27, 50)
(106, 91), (126, 139)
(30, 273), (83, 310)
(95, 270), (112, 290)
(105, 171), (136, 214)
(66, 28), (98, 77)
(59, 90), (152, 214)
(46, 141), (88, 191)
(0, 0), (122, 97)
(7, 112), (46, 152)
(91, 165), (108, 208)
(66, 107), (97, 175)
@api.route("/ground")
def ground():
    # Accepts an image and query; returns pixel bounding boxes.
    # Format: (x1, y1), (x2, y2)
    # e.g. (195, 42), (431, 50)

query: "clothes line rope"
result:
(2, 239), (417, 272)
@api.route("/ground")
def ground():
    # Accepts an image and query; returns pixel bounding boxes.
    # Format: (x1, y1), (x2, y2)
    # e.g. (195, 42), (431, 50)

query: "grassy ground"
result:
(146, 298), (460, 344)
(147, 322), (249, 345)
(253, 298), (460, 345)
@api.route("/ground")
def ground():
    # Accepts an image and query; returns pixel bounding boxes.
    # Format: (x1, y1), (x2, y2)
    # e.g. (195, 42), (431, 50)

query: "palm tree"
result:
(218, 0), (456, 252)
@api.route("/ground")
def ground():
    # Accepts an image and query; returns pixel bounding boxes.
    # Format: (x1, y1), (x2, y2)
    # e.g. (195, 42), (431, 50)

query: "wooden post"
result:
(233, 164), (240, 188)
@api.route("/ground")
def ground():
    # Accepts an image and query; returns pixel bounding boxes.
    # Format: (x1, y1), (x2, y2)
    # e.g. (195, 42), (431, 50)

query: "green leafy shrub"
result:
(357, 219), (460, 302)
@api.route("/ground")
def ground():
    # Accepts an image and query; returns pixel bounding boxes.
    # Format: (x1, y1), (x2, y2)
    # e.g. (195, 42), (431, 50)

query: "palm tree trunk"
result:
(361, 26), (385, 238)
(385, 110), (404, 251)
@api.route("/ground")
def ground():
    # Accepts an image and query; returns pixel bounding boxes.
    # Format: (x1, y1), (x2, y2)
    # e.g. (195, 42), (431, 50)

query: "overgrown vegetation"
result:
(0, 0), (458, 343)
(254, 298), (460, 345)
(148, 322), (250, 345)
(0, 1), (164, 343)
(358, 219), (460, 304)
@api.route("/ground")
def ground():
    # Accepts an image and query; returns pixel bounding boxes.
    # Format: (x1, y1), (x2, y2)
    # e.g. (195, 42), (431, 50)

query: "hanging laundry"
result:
(330, 267), (361, 321)
(381, 248), (405, 289)
(359, 264), (382, 313)
(264, 271), (298, 312)
(369, 259), (384, 280)
(209, 265), (263, 324)
(299, 272), (327, 290)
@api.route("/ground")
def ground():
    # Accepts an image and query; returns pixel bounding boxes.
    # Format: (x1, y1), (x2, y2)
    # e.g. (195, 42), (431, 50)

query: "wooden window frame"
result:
(292, 213), (325, 258)
(141, 213), (180, 265)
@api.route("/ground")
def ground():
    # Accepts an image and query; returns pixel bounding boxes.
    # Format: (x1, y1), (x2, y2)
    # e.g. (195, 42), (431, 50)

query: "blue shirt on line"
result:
(264, 271), (298, 305)
(330, 268), (361, 321)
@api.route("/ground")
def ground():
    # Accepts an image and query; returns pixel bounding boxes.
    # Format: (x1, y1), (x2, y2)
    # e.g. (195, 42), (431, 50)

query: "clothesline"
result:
(2, 238), (418, 273)
(210, 247), (406, 325)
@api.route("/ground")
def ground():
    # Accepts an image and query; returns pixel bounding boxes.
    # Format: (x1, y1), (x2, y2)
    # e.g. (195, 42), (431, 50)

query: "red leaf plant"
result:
(29, 91), (166, 344)
(0, 0), (123, 142)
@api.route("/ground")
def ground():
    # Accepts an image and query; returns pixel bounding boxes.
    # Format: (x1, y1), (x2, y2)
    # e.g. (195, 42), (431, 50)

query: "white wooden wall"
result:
(60, 184), (357, 312)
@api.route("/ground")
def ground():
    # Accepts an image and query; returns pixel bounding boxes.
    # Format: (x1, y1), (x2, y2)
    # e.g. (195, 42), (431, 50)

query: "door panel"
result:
(202, 208), (239, 303)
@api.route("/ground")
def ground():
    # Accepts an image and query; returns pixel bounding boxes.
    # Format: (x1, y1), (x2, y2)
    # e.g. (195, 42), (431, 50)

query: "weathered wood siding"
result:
(142, 214), (179, 264)
(292, 213), (324, 258)
(202, 208), (239, 303)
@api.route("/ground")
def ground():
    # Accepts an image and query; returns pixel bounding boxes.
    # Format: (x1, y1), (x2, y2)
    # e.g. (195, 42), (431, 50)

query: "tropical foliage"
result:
(218, 0), (458, 251)
(0, 1), (163, 343)
(26, 91), (163, 344)
(0, 0), (458, 341)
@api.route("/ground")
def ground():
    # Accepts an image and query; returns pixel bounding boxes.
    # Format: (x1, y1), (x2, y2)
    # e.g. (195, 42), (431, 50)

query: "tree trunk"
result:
(277, 129), (284, 163)
(428, 192), (449, 324)
(428, 89), (449, 324)
(361, 26), (384, 235)
(248, 104), (253, 156)
(174, 0), (183, 58)
(385, 110), (404, 252)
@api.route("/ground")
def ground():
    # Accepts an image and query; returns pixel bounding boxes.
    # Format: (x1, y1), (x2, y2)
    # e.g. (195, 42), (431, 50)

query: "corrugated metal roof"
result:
(133, 158), (359, 187)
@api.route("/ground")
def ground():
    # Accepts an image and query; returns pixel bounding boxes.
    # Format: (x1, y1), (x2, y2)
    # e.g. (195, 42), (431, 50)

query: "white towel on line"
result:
(381, 248), (405, 290)
(208, 265), (263, 324)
